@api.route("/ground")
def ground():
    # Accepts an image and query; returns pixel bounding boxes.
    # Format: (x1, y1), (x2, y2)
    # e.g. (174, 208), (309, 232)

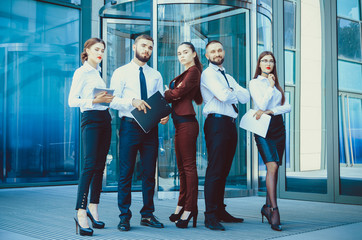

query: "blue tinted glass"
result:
(339, 95), (362, 196)
(0, 0), (80, 184)
(338, 60), (362, 92)
(284, 1), (296, 49)
(337, 19), (362, 62)
(55, 0), (81, 5)
(257, 13), (272, 52)
(258, 0), (272, 12)
(285, 50), (295, 84)
(285, 91), (291, 168)
(337, 0), (360, 20)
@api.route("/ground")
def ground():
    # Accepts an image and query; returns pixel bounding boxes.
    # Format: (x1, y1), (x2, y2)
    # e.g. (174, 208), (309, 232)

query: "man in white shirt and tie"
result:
(201, 40), (250, 231)
(110, 34), (169, 232)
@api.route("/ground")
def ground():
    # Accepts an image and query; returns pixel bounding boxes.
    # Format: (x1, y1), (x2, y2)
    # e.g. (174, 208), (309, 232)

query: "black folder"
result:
(131, 91), (172, 133)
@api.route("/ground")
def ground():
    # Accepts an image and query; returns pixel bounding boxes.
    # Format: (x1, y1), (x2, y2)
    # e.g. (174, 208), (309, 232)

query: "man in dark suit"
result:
(200, 40), (250, 231)
(110, 34), (169, 231)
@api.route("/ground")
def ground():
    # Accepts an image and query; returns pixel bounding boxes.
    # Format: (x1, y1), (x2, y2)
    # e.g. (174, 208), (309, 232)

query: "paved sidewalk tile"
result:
(0, 185), (361, 240)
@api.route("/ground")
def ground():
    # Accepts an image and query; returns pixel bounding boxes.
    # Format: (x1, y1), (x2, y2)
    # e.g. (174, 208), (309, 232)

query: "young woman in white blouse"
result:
(249, 51), (291, 232)
(68, 38), (114, 236)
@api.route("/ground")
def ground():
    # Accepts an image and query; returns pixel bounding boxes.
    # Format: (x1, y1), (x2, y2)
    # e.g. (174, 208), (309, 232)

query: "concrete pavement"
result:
(0, 185), (361, 240)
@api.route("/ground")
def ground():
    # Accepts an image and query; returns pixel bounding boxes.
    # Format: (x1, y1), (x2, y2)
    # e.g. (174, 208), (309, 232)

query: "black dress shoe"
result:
(204, 217), (225, 231)
(217, 210), (244, 223)
(140, 215), (164, 228)
(118, 218), (130, 231)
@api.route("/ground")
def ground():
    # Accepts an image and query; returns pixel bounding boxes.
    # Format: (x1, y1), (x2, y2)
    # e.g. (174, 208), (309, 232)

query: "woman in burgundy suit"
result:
(164, 42), (203, 228)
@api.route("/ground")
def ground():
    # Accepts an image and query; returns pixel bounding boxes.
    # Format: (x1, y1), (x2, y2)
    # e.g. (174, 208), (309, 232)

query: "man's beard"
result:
(136, 50), (151, 63)
(209, 57), (224, 66)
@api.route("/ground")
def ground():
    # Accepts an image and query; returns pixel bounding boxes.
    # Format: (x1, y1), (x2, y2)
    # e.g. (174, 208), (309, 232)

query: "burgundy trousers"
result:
(174, 121), (199, 211)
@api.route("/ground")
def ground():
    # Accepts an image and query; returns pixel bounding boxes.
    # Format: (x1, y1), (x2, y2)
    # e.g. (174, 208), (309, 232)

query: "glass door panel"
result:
(102, 19), (150, 191)
(282, 0), (328, 196)
(157, 3), (249, 193)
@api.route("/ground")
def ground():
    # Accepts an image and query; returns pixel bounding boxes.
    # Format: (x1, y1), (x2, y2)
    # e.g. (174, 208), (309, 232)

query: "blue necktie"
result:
(139, 67), (147, 100)
(219, 69), (238, 114)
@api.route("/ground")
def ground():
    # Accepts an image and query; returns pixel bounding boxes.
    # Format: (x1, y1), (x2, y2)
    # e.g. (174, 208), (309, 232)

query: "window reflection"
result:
(337, 0), (362, 197)
(0, 0), (80, 184)
(337, 19), (361, 62)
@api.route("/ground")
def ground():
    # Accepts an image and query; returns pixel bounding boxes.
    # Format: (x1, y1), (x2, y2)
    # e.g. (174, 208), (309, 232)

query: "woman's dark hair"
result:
(253, 51), (285, 105)
(81, 38), (106, 64)
(179, 42), (203, 105)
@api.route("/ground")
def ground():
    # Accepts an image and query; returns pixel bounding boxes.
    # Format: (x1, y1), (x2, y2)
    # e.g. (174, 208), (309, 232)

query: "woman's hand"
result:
(253, 109), (265, 120)
(164, 85), (169, 91)
(268, 74), (275, 88)
(92, 92), (114, 104)
(264, 110), (274, 115)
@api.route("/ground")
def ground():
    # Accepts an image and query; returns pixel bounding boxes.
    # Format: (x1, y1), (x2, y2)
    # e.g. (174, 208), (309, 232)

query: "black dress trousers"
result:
(203, 115), (237, 219)
(75, 110), (112, 210)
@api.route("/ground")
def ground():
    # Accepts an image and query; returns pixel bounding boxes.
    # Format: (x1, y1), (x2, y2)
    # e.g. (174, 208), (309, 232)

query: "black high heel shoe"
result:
(175, 211), (198, 228)
(169, 208), (184, 222)
(261, 204), (271, 224)
(270, 207), (282, 231)
(87, 208), (105, 229)
(74, 216), (93, 236)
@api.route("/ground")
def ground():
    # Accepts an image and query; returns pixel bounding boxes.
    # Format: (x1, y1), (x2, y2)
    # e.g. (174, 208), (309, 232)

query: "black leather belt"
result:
(208, 113), (236, 123)
(121, 116), (137, 123)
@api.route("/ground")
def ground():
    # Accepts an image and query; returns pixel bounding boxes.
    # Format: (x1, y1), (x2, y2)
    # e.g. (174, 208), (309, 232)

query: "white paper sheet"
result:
(239, 109), (271, 138)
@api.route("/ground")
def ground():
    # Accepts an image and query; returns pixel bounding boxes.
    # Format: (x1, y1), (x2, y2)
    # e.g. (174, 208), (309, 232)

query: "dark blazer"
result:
(164, 65), (201, 116)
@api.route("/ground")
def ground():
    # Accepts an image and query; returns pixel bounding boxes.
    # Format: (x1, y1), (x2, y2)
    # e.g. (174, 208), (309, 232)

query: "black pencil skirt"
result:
(254, 114), (286, 166)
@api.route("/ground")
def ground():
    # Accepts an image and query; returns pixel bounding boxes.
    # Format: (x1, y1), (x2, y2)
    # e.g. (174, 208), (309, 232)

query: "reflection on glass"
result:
(285, 0), (327, 194)
(257, 13), (272, 55)
(158, 4), (249, 192)
(337, 19), (361, 62)
(258, 0), (272, 12)
(337, 0), (360, 21)
(338, 95), (362, 196)
(284, 0), (296, 49)
(284, 50), (295, 84)
(102, 0), (150, 19)
(0, 0), (80, 183)
(338, 60), (362, 92)
(103, 22), (151, 190)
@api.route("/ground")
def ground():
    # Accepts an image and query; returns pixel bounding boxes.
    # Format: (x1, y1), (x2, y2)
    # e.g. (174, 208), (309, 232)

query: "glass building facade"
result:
(1, 0), (361, 205)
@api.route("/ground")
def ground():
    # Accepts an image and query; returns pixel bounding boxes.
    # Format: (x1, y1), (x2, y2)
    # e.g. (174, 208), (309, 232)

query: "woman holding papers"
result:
(164, 42), (202, 228)
(68, 38), (114, 236)
(249, 51), (291, 232)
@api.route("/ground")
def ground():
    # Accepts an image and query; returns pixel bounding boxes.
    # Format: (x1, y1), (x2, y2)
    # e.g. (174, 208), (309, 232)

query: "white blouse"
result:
(68, 61), (109, 112)
(249, 75), (291, 115)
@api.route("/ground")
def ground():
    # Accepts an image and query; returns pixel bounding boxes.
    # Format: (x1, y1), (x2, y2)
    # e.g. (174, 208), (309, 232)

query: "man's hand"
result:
(92, 92), (114, 104)
(132, 99), (151, 113)
(160, 115), (169, 125)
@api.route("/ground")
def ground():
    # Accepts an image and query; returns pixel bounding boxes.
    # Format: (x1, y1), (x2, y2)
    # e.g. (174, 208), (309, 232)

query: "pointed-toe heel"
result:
(86, 208), (105, 229)
(74, 217), (93, 236)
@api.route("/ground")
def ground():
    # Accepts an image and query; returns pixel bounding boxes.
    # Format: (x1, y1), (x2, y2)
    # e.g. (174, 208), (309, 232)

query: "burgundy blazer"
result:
(164, 65), (201, 116)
